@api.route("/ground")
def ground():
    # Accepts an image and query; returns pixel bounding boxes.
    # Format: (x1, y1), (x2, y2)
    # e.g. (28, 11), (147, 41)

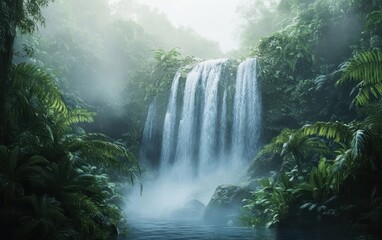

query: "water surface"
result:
(124, 218), (366, 240)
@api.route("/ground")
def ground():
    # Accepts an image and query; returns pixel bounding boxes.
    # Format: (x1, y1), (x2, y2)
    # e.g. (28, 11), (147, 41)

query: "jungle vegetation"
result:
(242, 0), (382, 234)
(0, 1), (145, 239)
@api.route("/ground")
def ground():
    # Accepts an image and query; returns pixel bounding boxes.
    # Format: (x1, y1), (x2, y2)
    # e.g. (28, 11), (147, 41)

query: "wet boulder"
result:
(203, 184), (251, 224)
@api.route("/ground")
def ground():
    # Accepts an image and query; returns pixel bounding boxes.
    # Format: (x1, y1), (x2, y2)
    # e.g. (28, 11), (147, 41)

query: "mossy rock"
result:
(203, 184), (251, 224)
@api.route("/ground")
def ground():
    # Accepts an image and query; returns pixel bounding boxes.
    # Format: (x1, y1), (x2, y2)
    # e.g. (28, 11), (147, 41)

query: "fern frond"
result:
(65, 137), (138, 177)
(352, 83), (382, 107)
(334, 149), (356, 175)
(351, 129), (372, 160)
(366, 11), (382, 31)
(10, 63), (68, 114)
(61, 109), (95, 126)
(338, 50), (382, 106)
(62, 193), (99, 216)
(68, 140), (125, 158)
(303, 121), (353, 143)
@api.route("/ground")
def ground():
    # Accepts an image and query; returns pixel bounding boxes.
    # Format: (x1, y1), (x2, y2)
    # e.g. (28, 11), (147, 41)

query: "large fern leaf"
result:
(62, 109), (95, 126)
(10, 63), (68, 114)
(337, 50), (382, 106)
(302, 121), (353, 143)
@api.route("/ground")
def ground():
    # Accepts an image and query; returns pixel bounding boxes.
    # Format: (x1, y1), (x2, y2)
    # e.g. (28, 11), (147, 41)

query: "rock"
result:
(203, 184), (251, 224)
(161, 199), (205, 220)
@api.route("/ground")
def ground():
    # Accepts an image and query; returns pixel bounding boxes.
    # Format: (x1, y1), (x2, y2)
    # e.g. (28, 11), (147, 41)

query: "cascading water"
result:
(232, 58), (262, 162)
(139, 97), (160, 167)
(129, 58), (261, 218)
(160, 72), (181, 174)
(171, 59), (229, 179)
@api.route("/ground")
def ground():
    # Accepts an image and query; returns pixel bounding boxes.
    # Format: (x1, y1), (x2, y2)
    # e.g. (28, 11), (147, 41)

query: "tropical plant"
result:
(0, 62), (138, 239)
(247, 129), (294, 178)
(40, 159), (122, 239)
(0, 145), (49, 206)
(281, 130), (328, 181)
(243, 173), (296, 227)
(338, 50), (382, 106)
(19, 194), (71, 240)
(303, 117), (382, 173)
(295, 159), (339, 212)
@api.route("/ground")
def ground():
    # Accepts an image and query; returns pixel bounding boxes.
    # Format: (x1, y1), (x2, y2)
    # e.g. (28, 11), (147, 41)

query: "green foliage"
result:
(246, 105), (382, 228)
(294, 159), (340, 222)
(242, 0), (362, 141)
(243, 173), (296, 227)
(0, 63), (139, 238)
(247, 129), (294, 178)
(9, 63), (68, 116)
(243, 0), (382, 231)
(41, 160), (123, 239)
(0, 146), (48, 206)
(281, 130), (328, 180)
(338, 50), (382, 106)
(302, 116), (382, 173)
(244, 157), (340, 227)
(303, 121), (355, 143)
(296, 159), (339, 203)
(19, 194), (68, 239)
(142, 48), (197, 101)
(62, 109), (95, 126)
(0, 0), (52, 55)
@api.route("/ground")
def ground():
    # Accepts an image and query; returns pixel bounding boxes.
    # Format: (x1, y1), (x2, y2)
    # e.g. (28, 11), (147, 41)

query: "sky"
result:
(135, 0), (243, 52)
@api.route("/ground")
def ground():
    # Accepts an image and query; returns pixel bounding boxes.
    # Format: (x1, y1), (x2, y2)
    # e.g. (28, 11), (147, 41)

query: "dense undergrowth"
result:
(242, 0), (382, 234)
(0, 1), (142, 239)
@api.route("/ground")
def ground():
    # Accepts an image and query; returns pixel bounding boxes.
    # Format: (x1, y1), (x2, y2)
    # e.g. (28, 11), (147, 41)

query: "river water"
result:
(123, 218), (369, 240)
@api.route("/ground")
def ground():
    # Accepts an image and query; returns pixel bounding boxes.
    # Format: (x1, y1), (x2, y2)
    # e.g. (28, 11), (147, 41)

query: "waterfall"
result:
(134, 58), (261, 218)
(160, 72), (181, 173)
(219, 89), (228, 160)
(198, 59), (228, 174)
(169, 59), (229, 179)
(232, 58), (262, 162)
(140, 97), (160, 167)
(157, 58), (260, 178)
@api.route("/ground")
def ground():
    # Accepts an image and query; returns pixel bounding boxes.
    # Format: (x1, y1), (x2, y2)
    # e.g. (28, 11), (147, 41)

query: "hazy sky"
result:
(135, 0), (243, 52)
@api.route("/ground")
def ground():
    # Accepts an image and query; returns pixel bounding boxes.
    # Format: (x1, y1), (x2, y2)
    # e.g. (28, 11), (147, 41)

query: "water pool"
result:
(123, 218), (368, 240)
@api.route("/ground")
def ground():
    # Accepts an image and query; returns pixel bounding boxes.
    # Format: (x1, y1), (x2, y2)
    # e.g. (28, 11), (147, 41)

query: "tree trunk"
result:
(0, 1), (16, 145)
